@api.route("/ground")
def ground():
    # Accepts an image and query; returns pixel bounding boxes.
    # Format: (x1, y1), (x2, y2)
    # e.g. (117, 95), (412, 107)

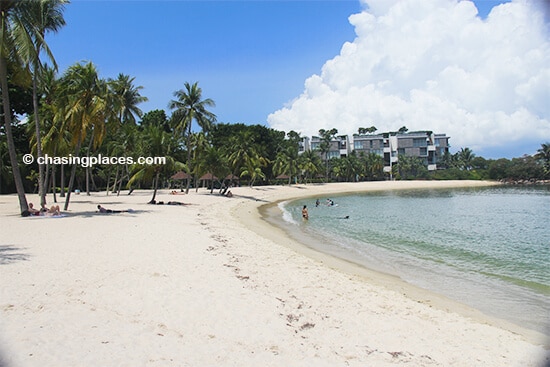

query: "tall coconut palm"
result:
(23, 0), (67, 207)
(169, 82), (216, 193)
(57, 61), (107, 210)
(108, 73), (148, 125)
(318, 128), (338, 181)
(107, 74), (147, 195)
(0, 0), (38, 214)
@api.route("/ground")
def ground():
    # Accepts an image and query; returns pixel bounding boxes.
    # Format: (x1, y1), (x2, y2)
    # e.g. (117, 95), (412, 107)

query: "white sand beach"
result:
(0, 180), (548, 367)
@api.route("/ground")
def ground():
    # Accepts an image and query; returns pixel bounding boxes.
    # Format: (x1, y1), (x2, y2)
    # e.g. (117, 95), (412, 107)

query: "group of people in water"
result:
(302, 198), (349, 221)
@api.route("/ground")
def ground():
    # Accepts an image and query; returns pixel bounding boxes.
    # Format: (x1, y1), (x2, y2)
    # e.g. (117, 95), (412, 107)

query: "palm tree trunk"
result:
(85, 129), (94, 196)
(117, 171), (124, 196)
(185, 124), (192, 194)
(105, 166), (111, 195)
(52, 163), (57, 203)
(0, 56), (29, 215)
(91, 171), (97, 191)
(149, 171), (160, 204)
(85, 167), (90, 195)
(32, 67), (47, 207)
(64, 134), (82, 211)
(60, 163), (65, 197)
(44, 163), (50, 194)
(112, 165), (119, 194)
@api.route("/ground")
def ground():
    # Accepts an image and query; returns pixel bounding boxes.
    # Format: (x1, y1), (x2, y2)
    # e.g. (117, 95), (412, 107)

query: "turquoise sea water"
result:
(279, 186), (550, 335)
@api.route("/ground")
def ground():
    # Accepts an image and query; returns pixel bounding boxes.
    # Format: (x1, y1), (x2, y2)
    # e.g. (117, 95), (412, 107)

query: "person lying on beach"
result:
(48, 205), (61, 216)
(97, 205), (130, 214)
(170, 190), (185, 195)
(28, 203), (41, 216)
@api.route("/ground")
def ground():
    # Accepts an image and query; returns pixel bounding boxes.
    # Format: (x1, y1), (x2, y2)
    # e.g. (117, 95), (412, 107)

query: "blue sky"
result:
(48, 0), (550, 159)
(49, 0), (363, 124)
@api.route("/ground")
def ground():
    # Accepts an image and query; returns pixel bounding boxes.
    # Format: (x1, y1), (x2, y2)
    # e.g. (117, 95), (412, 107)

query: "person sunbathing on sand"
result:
(97, 205), (129, 214)
(28, 203), (40, 216)
(47, 205), (61, 216)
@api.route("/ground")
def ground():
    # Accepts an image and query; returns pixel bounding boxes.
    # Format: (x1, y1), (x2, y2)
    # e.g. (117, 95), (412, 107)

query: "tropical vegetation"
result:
(1, 1), (548, 216)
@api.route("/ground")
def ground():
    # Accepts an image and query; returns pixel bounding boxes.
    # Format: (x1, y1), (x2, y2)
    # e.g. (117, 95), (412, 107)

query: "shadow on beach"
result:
(0, 245), (30, 265)
(58, 209), (150, 219)
(233, 194), (269, 203)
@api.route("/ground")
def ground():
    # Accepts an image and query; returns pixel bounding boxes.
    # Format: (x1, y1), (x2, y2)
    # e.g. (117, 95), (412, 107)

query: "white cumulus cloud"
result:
(267, 0), (550, 157)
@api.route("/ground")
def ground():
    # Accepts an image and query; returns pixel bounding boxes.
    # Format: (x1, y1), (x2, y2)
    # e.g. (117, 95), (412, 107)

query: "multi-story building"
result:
(310, 135), (350, 159)
(298, 136), (310, 155)
(380, 131), (450, 171)
(306, 130), (450, 172)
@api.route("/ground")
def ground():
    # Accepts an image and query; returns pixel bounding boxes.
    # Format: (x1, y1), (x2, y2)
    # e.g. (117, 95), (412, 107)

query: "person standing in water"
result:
(302, 205), (309, 220)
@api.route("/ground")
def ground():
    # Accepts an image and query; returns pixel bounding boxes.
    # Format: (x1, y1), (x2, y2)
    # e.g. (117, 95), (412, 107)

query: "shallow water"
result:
(279, 186), (550, 336)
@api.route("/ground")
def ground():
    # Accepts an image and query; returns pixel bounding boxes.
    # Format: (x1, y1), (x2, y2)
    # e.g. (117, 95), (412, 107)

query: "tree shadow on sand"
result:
(0, 245), (30, 265)
(63, 209), (150, 218)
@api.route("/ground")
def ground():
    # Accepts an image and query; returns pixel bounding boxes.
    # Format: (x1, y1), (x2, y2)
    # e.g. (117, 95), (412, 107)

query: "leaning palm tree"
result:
(169, 82), (216, 193)
(0, 0), (38, 214)
(23, 0), (67, 207)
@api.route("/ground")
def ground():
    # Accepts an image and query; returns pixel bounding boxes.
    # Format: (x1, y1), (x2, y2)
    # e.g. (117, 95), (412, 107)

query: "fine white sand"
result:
(0, 180), (548, 367)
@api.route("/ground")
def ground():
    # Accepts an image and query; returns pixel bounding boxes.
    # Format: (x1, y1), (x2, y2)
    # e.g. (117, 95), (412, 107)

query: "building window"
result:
(354, 141), (363, 150)
(413, 138), (427, 147)
(420, 147), (427, 156)
(328, 151), (340, 159)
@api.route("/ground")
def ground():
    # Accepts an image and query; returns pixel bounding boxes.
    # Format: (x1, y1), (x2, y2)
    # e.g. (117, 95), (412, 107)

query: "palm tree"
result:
(169, 82), (216, 193)
(228, 130), (268, 187)
(189, 131), (208, 191)
(24, 0), (67, 207)
(199, 145), (228, 194)
(317, 128), (338, 181)
(298, 149), (321, 184)
(361, 152), (384, 180)
(535, 142), (550, 177)
(128, 124), (184, 203)
(108, 73), (148, 125)
(273, 145), (299, 185)
(0, 0), (38, 214)
(458, 147), (475, 171)
(107, 73), (147, 194)
(57, 62), (108, 210)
